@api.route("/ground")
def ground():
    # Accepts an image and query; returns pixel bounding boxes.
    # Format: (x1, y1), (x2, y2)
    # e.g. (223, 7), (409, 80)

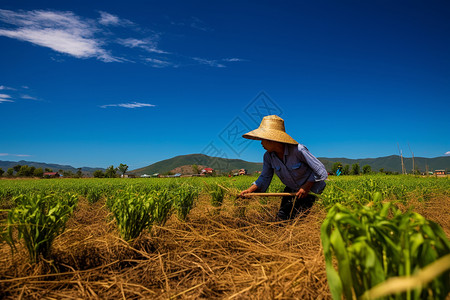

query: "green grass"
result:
(1, 175), (448, 210)
(0, 174), (448, 298)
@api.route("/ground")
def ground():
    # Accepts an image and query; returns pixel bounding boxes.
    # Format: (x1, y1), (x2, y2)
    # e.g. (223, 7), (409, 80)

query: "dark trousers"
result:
(277, 186), (317, 220)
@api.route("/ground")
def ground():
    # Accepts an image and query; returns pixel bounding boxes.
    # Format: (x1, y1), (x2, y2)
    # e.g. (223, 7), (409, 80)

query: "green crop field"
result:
(0, 175), (449, 299)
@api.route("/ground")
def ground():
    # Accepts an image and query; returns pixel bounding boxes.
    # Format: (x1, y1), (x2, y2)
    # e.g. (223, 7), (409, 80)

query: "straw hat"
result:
(242, 115), (298, 145)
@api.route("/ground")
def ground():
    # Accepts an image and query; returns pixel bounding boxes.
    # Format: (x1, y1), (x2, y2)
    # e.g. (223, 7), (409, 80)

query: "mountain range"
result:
(0, 160), (105, 175)
(130, 154), (449, 175)
(1, 154), (448, 176)
(318, 155), (449, 174)
(131, 154), (263, 175)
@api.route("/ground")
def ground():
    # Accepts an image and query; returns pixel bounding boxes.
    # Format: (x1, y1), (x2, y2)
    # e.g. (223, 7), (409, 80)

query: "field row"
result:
(1, 175), (448, 205)
(1, 175), (449, 299)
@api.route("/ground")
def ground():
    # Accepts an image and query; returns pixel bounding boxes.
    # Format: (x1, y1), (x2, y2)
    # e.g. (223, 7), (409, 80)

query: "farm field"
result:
(0, 175), (449, 299)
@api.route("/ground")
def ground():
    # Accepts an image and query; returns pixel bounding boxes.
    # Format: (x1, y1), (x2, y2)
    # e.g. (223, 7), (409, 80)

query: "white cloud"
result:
(0, 28), (109, 59)
(0, 9), (119, 62)
(98, 11), (120, 26)
(118, 38), (146, 48)
(0, 9), (246, 68)
(21, 94), (38, 100)
(0, 153), (31, 157)
(445, 151), (450, 156)
(193, 57), (225, 68)
(98, 11), (134, 27)
(145, 58), (173, 68)
(0, 93), (13, 103)
(223, 58), (246, 62)
(100, 102), (156, 109)
(0, 85), (16, 90)
(117, 37), (168, 54)
(0, 85), (41, 103)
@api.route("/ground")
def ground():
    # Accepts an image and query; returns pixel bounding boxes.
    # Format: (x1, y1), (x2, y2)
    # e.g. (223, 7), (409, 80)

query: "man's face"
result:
(261, 140), (280, 152)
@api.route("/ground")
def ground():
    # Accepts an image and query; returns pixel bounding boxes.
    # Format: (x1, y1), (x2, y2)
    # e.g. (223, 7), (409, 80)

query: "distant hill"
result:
(318, 155), (450, 173)
(131, 154), (450, 175)
(0, 160), (105, 175)
(131, 154), (263, 175)
(2, 154), (448, 178)
(170, 165), (207, 175)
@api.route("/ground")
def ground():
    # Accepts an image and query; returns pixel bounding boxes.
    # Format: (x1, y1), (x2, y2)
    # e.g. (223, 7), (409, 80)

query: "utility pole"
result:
(397, 143), (405, 175)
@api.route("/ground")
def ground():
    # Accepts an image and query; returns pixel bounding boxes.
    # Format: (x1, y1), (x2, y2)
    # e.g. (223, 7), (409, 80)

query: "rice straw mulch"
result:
(1, 194), (449, 299)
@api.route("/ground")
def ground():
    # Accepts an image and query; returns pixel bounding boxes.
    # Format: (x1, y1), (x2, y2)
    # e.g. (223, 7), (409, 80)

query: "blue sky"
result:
(1, 0), (449, 170)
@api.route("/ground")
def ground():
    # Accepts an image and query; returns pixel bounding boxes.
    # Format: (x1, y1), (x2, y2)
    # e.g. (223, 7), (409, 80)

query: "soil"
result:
(0, 195), (448, 299)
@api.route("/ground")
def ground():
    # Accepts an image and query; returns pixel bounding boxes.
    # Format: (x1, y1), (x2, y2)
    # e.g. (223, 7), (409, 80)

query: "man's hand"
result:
(239, 184), (258, 197)
(296, 181), (314, 198)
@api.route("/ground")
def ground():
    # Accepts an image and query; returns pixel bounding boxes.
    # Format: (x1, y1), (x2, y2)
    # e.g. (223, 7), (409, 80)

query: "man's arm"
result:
(239, 184), (258, 197)
(296, 180), (314, 198)
(297, 146), (328, 182)
(240, 152), (274, 196)
(295, 145), (327, 197)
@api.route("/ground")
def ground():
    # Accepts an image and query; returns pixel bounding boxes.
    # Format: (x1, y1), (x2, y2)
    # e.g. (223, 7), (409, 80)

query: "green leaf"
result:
(330, 228), (354, 300)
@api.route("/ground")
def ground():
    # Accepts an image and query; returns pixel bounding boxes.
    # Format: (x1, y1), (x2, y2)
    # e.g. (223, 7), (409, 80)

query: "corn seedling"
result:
(321, 202), (450, 300)
(87, 188), (102, 204)
(174, 185), (198, 221)
(206, 184), (225, 207)
(107, 189), (156, 241)
(152, 189), (173, 226)
(4, 193), (78, 263)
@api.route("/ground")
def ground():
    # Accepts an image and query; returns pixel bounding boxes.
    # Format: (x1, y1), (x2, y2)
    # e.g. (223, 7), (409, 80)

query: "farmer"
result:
(239, 115), (328, 220)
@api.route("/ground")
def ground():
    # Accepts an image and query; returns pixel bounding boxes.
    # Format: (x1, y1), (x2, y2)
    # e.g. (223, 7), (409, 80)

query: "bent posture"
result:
(240, 115), (327, 220)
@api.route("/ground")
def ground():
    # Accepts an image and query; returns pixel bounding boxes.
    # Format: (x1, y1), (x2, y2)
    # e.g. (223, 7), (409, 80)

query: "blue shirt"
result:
(254, 144), (328, 194)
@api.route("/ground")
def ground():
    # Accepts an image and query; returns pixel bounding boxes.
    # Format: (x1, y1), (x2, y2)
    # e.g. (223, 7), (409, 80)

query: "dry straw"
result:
(1, 193), (449, 299)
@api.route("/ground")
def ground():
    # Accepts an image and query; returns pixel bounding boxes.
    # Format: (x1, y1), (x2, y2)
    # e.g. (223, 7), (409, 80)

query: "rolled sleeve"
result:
(253, 152), (274, 192)
(297, 146), (328, 182)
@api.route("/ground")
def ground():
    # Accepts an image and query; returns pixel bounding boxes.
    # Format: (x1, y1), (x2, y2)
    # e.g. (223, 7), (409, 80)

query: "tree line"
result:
(0, 163), (129, 178)
(330, 162), (402, 175)
(93, 164), (128, 178)
(1, 161), (409, 178)
(0, 165), (84, 178)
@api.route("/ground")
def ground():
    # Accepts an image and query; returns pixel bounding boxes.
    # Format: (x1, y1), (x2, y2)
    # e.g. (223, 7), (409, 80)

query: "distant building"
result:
(201, 168), (214, 175)
(140, 174), (152, 178)
(238, 169), (247, 175)
(43, 172), (60, 178)
(121, 174), (136, 178)
(434, 170), (446, 176)
(232, 168), (248, 176)
(165, 173), (181, 178)
(159, 173), (182, 178)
